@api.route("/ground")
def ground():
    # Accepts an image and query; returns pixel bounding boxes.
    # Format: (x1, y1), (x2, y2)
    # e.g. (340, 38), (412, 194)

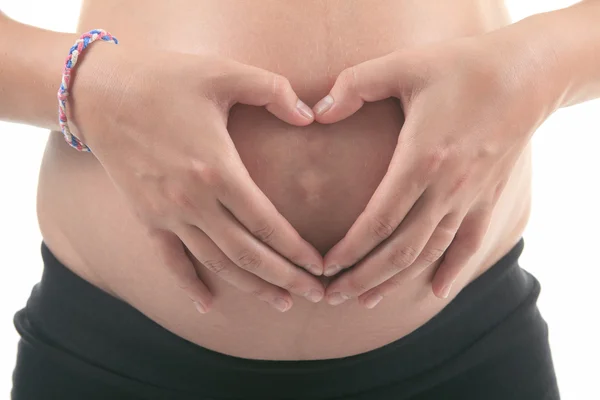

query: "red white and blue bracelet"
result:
(57, 29), (118, 152)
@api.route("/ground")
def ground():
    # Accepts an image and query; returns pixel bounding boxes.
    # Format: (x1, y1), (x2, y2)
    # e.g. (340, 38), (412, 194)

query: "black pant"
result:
(12, 238), (560, 400)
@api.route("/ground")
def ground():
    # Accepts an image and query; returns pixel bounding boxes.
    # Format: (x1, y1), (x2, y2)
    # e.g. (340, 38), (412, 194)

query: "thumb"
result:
(221, 61), (315, 126)
(313, 51), (410, 124)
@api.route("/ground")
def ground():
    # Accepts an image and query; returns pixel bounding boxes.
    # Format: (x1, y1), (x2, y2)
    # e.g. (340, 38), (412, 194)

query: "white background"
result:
(0, 1), (598, 399)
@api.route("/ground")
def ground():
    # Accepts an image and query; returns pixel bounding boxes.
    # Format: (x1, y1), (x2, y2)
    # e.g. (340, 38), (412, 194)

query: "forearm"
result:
(0, 13), (77, 130)
(488, 0), (600, 111)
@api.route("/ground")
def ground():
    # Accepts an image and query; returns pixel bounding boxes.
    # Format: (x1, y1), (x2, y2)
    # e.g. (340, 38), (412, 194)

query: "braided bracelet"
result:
(57, 29), (118, 152)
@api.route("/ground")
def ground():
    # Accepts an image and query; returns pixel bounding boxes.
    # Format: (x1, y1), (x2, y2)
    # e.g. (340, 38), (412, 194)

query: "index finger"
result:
(323, 145), (426, 275)
(313, 51), (413, 124)
(218, 163), (324, 275)
(147, 229), (213, 313)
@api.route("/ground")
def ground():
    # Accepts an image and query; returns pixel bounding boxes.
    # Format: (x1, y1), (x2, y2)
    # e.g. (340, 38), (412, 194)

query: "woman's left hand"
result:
(312, 34), (556, 307)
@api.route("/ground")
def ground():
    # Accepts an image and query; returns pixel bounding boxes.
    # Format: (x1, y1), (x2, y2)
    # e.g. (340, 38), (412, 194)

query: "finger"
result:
(356, 212), (462, 309)
(431, 206), (493, 299)
(199, 202), (325, 303)
(323, 143), (426, 276)
(178, 225), (295, 312)
(147, 229), (213, 313)
(324, 194), (445, 305)
(222, 60), (315, 126)
(219, 165), (324, 275)
(403, 211), (463, 279)
(313, 51), (410, 123)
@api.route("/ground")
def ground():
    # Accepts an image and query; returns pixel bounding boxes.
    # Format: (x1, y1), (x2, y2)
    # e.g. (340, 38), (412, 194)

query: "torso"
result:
(37, 0), (531, 360)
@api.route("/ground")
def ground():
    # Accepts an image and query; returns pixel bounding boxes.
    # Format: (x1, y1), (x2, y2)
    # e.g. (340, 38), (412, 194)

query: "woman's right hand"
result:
(68, 44), (325, 313)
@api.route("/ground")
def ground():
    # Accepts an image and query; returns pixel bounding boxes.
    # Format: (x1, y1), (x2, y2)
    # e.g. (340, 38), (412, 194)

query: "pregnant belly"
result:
(36, 0), (525, 360)
(228, 101), (402, 254)
(69, 0), (508, 254)
(38, 96), (411, 360)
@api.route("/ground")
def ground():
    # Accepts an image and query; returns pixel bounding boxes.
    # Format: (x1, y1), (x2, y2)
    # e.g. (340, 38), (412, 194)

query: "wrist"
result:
(0, 20), (77, 130)
(485, 2), (600, 111)
(66, 39), (124, 145)
(474, 15), (566, 123)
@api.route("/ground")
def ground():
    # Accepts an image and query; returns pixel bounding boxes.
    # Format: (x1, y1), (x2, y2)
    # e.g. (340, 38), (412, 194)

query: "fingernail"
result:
(193, 301), (208, 314)
(328, 292), (351, 306)
(440, 283), (453, 299)
(314, 95), (334, 115)
(306, 264), (322, 275)
(296, 99), (314, 120)
(324, 264), (342, 276)
(364, 294), (383, 309)
(304, 289), (324, 303)
(272, 297), (291, 312)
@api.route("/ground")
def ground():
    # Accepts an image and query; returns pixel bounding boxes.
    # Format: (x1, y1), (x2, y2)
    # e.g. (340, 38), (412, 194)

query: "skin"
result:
(66, 47), (329, 312)
(1, 0), (599, 360)
(315, 0), (600, 306)
(315, 32), (559, 306)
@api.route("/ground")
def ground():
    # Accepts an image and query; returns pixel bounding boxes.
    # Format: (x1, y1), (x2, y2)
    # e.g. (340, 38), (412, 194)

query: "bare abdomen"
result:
(35, 0), (529, 360)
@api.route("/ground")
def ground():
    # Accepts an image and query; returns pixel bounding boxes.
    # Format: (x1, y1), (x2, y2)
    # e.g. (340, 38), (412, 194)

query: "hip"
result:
(12, 236), (559, 399)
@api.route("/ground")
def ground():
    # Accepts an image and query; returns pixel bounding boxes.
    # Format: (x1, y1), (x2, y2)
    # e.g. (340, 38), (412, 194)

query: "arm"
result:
(483, 0), (600, 109)
(308, 0), (600, 305)
(0, 11), (78, 130)
(0, 11), (326, 311)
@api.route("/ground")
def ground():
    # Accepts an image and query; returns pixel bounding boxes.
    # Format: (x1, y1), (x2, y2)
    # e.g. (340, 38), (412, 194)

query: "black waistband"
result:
(15, 238), (535, 399)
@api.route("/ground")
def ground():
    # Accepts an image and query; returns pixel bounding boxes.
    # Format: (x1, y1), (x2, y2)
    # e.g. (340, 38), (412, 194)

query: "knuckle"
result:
(347, 276), (369, 294)
(252, 224), (276, 244)
(202, 258), (228, 274)
(460, 232), (484, 253)
(339, 66), (359, 93)
(281, 279), (301, 292)
(388, 245), (419, 270)
(448, 171), (471, 197)
(284, 250), (306, 267)
(421, 147), (447, 178)
(420, 247), (445, 264)
(270, 74), (291, 99)
(236, 249), (263, 272)
(385, 276), (404, 291)
(190, 159), (223, 188)
(370, 215), (396, 241)
(166, 187), (196, 211)
(436, 218), (461, 238)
